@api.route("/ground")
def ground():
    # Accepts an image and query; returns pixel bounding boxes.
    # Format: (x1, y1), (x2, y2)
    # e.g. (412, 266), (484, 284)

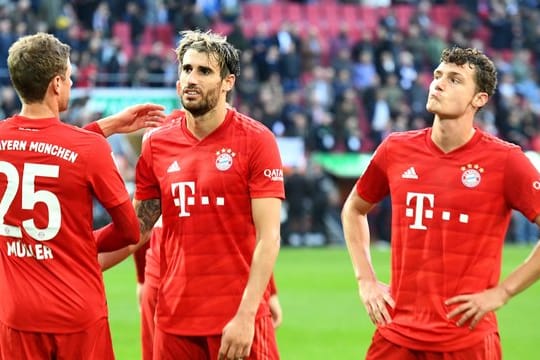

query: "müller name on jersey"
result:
(0, 139), (79, 163)
(6, 241), (53, 260)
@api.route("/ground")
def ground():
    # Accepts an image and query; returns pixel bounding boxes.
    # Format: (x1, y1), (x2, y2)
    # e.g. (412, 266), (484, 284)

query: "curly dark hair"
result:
(440, 47), (497, 97)
(175, 30), (240, 80)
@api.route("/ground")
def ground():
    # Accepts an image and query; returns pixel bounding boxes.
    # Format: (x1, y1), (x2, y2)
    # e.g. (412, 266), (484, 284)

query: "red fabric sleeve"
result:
(268, 274), (277, 295)
(133, 242), (150, 283)
(82, 121), (105, 137)
(94, 200), (139, 252)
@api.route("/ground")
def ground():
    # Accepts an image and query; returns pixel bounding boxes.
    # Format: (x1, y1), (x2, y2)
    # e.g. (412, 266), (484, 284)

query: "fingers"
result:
(455, 306), (485, 328)
(144, 120), (164, 128)
(135, 103), (166, 112)
(382, 292), (396, 309)
(366, 299), (392, 326)
(218, 343), (250, 360)
(446, 297), (486, 329)
(445, 294), (466, 305)
(219, 330), (252, 360)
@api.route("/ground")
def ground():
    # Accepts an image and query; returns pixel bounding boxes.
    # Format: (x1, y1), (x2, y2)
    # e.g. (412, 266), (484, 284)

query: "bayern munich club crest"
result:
(215, 148), (236, 171)
(461, 163), (484, 188)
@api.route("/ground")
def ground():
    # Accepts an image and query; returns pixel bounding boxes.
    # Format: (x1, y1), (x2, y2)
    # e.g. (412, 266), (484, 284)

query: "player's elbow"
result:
(120, 223), (140, 246)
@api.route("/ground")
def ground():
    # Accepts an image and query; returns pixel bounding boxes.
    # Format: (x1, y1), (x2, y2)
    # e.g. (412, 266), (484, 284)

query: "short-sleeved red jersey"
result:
(0, 116), (130, 333)
(139, 111), (183, 289)
(356, 128), (540, 351)
(135, 108), (285, 335)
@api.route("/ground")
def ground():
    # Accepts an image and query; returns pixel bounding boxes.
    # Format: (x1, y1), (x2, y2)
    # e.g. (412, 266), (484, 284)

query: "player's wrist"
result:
(96, 115), (118, 137)
(355, 273), (377, 284)
(235, 306), (257, 320)
(498, 284), (513, 302)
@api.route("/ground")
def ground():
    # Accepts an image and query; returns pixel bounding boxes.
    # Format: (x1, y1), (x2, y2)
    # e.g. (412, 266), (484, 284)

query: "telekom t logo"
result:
(171, 181), (225, 217)
(405, 192), (469, 230)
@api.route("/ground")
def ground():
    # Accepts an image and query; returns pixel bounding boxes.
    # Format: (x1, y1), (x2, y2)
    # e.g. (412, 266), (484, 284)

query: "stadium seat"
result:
(153, 24), (174, 48)
(212, 21), (233, 36)
(393, 4), (415, 32)
(241, 3), (267, 34)
(319, 3), (340, 37)
(358, 6), (385, 34)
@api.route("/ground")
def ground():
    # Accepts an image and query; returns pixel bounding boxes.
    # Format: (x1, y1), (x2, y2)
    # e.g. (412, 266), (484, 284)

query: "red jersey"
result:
(356, 128), (540, 351)
(135, 108), (285, 335)
(138, 111), (184, 289)
(0, 116), (130, 333)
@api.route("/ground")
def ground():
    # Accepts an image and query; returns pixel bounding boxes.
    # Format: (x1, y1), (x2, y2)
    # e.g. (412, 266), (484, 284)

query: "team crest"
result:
(460, 164), (484, 188)
(215, 148), (236, 171)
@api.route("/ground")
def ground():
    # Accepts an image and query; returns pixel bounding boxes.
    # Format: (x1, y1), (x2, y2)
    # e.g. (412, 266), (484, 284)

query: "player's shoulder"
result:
(229, 109), (274, 136)
(385, 128), (428, 143)
(478, 130), (521, 151)
(62, 122), (111, 144)
(143, 109), (184, 142)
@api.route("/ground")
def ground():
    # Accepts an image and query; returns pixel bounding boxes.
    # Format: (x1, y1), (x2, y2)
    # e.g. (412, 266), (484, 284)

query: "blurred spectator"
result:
(512, 211), (539, 245)
(300, 26), (323, 72)
(124, 1), (146, 45)
(92, 1), (112, 36)
(143, 42), (166, 87)
(487, 2), (515, 49)
(0, 86), (19, 118)
(227, 18), (249, 51)
(308, 111), (338, 152)
(424, 25), (448, 69)
(352, 50), (377, 92)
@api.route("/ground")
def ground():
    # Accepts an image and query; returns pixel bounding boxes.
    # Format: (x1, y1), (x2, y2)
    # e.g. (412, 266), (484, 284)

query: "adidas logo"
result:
(401, 167), (418, 179)
(167, 161), (181, 173)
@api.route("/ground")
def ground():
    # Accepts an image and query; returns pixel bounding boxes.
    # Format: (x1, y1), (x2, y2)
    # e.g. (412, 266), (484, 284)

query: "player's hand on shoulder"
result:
(99, 103), (166, 137)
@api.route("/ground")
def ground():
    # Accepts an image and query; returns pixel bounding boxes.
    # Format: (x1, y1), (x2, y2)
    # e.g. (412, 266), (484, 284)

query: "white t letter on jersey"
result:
(406, 192), (434, 230)
(171, 181), (195, 217)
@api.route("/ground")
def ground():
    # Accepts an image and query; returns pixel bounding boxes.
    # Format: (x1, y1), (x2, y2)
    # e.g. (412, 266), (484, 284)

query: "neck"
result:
(185, 103), (228, 140)
(19, 101), (59, 119)
(431, 116), (475, 153)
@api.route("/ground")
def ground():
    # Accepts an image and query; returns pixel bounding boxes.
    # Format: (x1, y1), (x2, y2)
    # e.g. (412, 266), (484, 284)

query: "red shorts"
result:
(0, 318), (114, 360)
(366, 329), (501, 360)
(140, 282), (159, 360)
(153, 315), (279, 360)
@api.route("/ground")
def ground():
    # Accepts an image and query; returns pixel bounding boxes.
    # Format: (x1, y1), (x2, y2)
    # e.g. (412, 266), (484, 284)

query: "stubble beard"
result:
(181, 89), (219, 117)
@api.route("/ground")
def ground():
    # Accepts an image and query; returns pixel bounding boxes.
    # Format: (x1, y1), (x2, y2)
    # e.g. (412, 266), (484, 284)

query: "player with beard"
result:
(133, 215), (283, 360)
(134, 30), (284, 359)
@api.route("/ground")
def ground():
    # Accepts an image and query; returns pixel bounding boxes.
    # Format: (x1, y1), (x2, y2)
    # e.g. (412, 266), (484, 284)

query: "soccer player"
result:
(134, 222), (283, 360)
(341, 46), (540, 359)
(0, 32), (161, 359)
(134, 30), (284, 359)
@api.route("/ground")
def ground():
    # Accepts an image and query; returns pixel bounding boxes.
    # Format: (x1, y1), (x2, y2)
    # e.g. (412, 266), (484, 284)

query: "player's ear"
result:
(223, 74), (235, 92)
(472, 92), (488, 108)
(50, 75), (62, 94)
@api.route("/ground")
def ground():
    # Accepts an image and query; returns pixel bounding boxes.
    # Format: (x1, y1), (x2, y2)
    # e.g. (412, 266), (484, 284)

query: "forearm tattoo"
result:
(136, 198), (161, 234)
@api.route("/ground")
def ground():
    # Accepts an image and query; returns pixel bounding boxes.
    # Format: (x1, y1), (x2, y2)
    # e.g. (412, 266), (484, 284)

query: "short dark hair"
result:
(7, 32), (70, 103)
(175, 30), (240, 79)
(440, 47), (497, 97)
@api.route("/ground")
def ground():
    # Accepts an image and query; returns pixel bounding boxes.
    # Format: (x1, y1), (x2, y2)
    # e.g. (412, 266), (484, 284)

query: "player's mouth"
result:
(183, 90), (201, 99)
(429, 92), (441, 100)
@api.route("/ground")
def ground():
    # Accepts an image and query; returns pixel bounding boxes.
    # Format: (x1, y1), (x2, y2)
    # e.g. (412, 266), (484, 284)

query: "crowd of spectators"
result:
(0, 0), (539, 245)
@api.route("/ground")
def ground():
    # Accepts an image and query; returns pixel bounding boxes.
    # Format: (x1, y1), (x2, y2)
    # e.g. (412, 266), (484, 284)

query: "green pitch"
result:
(104, 245), (540, 359)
